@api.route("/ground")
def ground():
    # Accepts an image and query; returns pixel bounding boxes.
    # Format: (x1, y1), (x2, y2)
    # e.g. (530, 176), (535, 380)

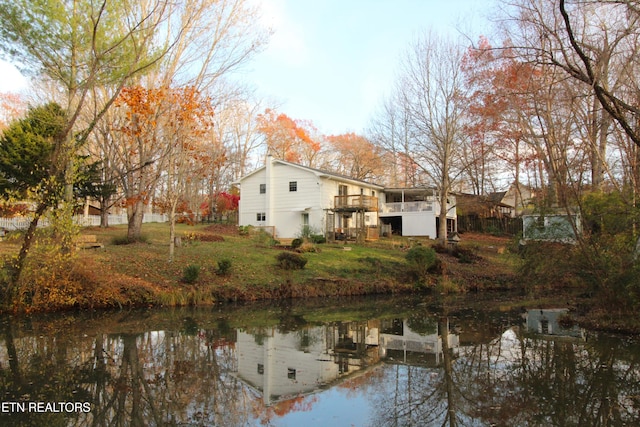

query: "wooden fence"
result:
(457, 215), (523, 236)
(0, 213), (168, 231)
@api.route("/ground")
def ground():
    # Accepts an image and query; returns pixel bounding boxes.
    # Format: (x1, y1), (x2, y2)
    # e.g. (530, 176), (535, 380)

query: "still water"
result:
(0, 294), (638, 426)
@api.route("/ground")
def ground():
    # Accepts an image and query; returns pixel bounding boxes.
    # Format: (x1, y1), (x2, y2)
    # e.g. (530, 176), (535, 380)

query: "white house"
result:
(235, 156), (456, 240)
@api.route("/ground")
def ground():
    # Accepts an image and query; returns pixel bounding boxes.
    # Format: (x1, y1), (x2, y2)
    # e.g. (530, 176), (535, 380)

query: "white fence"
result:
(0, 213), (168, 231)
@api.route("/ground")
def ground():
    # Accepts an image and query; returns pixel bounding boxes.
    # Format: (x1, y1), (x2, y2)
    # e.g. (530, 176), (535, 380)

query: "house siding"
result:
(237, 157), (450, 239)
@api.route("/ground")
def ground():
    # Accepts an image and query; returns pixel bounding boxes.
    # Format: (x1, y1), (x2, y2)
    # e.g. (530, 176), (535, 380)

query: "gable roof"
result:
(236, 158), (385, 190)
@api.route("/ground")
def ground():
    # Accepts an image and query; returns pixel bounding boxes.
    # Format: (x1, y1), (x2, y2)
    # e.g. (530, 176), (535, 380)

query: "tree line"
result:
(0, 0), (638, 307)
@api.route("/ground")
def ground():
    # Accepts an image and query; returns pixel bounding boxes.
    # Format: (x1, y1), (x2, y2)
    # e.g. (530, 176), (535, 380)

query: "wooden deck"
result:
(333, 195), (378, 212)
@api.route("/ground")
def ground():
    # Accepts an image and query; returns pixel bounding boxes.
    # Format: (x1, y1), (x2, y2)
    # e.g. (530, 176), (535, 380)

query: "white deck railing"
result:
(381, 201), (434, 213)
(0, 213), (168, 230)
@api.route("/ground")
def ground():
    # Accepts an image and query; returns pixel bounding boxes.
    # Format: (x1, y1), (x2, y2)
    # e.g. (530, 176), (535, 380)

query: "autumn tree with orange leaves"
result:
(112, 86), (214, 245)
(257, 109), (321, 167)
(158, 86), (215, 261)
(326, 133), (384, 181)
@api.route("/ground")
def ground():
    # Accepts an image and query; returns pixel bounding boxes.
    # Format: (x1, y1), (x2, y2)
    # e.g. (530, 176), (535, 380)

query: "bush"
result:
(182, 264), (200, 284)
(253, 230), (278, 247)
(297, 242), (320, 253)
(310, 234), (326, 244)
(276, 251), (307, 270)
(291, 238), (303, 249)
(238, 225), (252, 236)
(111, 234), (149, 245)
(406, 245), (437, 277)
(217, 258), (232, 275)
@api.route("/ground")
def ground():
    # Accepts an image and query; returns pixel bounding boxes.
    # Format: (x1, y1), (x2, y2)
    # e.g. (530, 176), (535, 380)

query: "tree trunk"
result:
(127, 200), (145, 242)
(440, 317), (458, 427)
(9, 203), (47, 293)
(168, 207), (177, 262)
(100, 207), (109, 228)
(99, 195), (111, 228)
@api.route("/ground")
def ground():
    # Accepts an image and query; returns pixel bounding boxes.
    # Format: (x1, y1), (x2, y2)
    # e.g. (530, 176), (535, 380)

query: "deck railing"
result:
(381, 201), (433, 213)
(334, 195), (378, 211)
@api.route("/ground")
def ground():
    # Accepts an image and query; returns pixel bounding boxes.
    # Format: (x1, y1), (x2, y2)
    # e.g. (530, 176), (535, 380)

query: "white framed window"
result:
(256, 212), (266, 221)
(259, 184), (266, 194)
(289, 181), (297, 192)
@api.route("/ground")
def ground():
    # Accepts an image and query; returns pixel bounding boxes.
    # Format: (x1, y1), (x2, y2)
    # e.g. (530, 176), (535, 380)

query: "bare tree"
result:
(399, 32), (469, 241)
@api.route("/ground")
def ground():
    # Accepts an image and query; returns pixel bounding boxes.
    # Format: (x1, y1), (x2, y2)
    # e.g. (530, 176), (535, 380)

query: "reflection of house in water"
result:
(524, 309), (585, 339)
(235, 319), (461, 405)
(236, 322), (380, 405)
(378, 318), (459, 365)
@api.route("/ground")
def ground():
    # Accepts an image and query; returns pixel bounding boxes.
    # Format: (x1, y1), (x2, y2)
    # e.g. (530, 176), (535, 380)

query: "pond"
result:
(0, 294), (638, 426)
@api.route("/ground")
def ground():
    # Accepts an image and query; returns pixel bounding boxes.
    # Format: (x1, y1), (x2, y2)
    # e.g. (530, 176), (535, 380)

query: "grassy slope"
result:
(1, 223), (519, 311)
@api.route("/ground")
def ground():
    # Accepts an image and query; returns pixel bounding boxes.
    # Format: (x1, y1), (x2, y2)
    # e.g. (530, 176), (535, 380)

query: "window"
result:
(257, 364), (264, 375)
(287, 368), (296, 380)
(289, 181), (297, 192)
(259, 184), (266, 194)
(256, 212), (266, 221)
(302, 213), (309, 226)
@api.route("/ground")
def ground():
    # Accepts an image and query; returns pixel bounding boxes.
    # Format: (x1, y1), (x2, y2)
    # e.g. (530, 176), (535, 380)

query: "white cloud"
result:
(0, 60), (28, 93)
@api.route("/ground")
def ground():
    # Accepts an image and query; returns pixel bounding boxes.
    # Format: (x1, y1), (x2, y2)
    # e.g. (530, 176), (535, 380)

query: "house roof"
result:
(235, 158), (385, 190)
(487, 191), (507, 204)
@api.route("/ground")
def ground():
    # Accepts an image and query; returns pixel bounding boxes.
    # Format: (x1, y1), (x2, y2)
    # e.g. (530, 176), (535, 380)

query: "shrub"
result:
(406, 245), (437, 277)
(291, 238), (303, 249)
(182, 264), (200, 284)
(217, 258), (232, 275)
(253, 230), (278, 247)
(297, 242), (319, 253)
(111, 234), (149, 245)
(276, 251), (307, 270)
(238, 225), (252, 236)
(310, 234), (326, 244)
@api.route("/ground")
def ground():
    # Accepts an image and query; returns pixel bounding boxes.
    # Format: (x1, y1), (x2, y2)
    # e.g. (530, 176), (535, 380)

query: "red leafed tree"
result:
(326, 132), (384, 181)
(462, 37), (541, 205)
(215, 191), (239, 214)
(257, 109), (321, 167)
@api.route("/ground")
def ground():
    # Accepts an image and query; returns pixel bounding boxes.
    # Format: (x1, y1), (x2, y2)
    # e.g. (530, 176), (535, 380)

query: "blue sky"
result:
(245, 0), (496, 135)
(0, 1), (496, 135)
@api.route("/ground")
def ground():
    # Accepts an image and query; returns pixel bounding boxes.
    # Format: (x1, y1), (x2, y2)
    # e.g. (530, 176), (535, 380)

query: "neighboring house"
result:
(456, 192), (514, 219)
(457, 182), (537, 219)
(235, 156), (457, 240)
(500, 182), (537, 217)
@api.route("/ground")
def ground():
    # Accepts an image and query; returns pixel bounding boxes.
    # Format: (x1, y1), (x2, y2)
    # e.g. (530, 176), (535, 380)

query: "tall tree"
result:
(160, 86), (214, 262)
(112, 86), (174, 242)
(0, 103), (68, 290)
(399, 32), (469, 240)
(368, 94), (422, 188)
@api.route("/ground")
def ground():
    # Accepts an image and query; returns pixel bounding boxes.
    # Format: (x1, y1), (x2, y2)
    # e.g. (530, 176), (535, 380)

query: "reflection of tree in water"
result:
(368, 318), (462, 427)
(88, 329), (252, 426)
(368, 318), (640, 427)
(0, 319), (258, 426)
(0, 320), (93, 426)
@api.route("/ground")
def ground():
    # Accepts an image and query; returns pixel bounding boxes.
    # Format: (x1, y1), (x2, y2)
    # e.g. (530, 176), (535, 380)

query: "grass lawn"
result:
(0, 222), (520, 312)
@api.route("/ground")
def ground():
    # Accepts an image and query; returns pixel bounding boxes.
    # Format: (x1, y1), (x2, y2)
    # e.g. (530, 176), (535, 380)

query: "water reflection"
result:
(0, 297), (638, 426)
